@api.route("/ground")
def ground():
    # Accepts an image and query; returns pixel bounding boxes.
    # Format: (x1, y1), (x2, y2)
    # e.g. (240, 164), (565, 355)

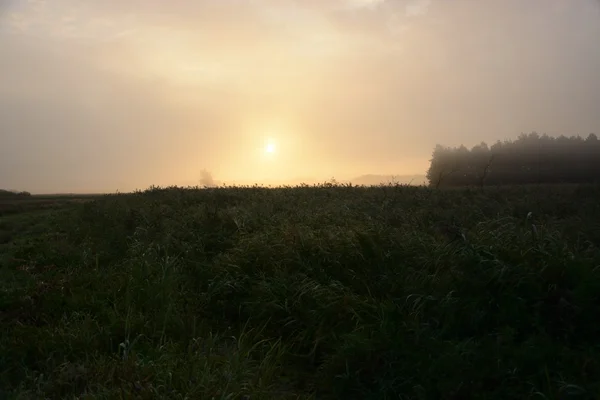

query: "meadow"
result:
(1, 183), (600, 399)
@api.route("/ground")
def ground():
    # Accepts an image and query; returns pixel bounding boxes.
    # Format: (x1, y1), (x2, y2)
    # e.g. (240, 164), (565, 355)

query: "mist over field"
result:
(2, 3), (600, 398)
(1, 0), (600, 193)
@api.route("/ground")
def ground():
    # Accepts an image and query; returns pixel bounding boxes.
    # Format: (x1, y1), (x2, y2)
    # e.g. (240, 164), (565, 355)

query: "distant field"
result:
(0, 194), (102, 217)
(1, 184), (600, 399)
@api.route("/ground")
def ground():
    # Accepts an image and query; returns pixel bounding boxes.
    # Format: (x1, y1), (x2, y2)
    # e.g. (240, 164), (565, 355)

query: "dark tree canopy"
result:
(427, 132), (600, 187)
(0, 189), (31, 197)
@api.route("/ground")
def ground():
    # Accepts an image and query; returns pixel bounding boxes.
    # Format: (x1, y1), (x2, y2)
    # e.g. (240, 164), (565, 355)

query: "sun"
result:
(264, 142), (276, 154)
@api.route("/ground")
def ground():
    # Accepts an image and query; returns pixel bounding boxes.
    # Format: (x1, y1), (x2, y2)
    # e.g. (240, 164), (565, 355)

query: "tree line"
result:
(0, 189), (31, 198)
(427, 132), (600, 187)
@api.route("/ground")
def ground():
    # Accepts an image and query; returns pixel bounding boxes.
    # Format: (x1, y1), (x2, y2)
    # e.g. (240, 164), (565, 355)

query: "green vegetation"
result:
(1, 183), (600, 399)
(0, 194), (98, 218)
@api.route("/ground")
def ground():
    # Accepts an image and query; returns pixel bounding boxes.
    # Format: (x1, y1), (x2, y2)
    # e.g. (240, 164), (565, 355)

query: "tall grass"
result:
(1, 183), (599, 399)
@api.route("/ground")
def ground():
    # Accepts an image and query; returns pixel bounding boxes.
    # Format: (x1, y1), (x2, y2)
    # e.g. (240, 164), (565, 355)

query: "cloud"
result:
(343, 0), (386, 10)
(405, 0), (431, 17)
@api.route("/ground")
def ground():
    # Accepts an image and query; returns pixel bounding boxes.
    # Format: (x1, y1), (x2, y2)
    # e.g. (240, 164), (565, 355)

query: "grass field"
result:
(1, 183), (600, 399)
(0, 194), (100, 219)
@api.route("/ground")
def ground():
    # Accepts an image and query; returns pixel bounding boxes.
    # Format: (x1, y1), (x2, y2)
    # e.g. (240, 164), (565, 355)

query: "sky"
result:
(1, 0), (599, 193)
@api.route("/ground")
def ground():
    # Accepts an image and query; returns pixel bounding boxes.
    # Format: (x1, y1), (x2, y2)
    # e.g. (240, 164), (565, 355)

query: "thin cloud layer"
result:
(405, 0), (431, 17)
(1, 0), (599, 192)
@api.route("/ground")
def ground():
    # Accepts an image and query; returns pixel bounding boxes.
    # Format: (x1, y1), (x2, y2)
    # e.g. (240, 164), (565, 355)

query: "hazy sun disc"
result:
(265, 142), (276, 154)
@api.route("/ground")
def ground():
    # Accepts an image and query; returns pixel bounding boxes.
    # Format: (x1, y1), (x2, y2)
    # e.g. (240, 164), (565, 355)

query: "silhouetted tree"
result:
(199, 169), (216, 188)
(427, 132), (600, 187)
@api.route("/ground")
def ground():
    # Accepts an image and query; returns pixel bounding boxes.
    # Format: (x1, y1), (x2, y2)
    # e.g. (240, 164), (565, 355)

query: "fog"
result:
(1, 0), (599, 193)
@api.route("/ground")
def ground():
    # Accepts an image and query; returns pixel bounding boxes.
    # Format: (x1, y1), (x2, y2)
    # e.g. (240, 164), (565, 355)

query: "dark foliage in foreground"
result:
(427, 132), (600, 187)
(1, 183), (600, 399)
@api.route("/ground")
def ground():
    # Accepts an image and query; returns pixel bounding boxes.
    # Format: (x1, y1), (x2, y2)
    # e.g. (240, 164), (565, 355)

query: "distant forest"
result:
(427, 132), (600, 187)
(0, 189), (31, 198)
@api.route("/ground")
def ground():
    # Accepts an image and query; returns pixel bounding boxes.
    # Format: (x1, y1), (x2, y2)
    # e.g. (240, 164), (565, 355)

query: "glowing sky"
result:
(1, 0), (599, 192)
